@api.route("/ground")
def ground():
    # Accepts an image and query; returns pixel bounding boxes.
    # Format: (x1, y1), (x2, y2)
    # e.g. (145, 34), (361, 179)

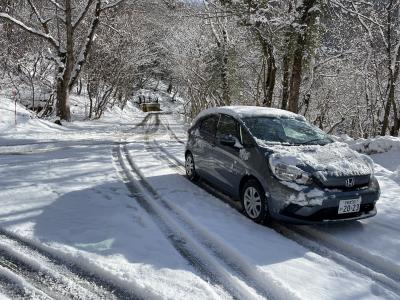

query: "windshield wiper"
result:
(298, 138), (327, 145)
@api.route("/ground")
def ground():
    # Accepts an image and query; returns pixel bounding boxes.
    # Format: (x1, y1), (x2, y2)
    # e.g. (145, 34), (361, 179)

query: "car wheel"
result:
(185, 152), (199, 182)
(241, 179), (269, 224)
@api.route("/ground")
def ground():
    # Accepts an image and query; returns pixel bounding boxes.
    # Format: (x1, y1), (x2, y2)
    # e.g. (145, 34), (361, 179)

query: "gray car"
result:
(185, 106), (380, 224)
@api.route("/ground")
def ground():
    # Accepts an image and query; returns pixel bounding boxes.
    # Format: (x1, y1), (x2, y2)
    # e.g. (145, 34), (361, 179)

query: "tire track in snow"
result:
(158, 115), (185, 144)
(371, 219), (400, 233)
(124, 114), (302, 300)
(121, 113), (155, 134)
(0, 272), (27, 299)
(0, 246), (74, 300)
(0, 238), (117, 299)
(272, 224), (400, 295)
(155, 123), (400, 298)
(113, 143), (260, 300)
(0, 264), (51, 299)
(126, 143), (304, 300)
(0, 230), (141, 300)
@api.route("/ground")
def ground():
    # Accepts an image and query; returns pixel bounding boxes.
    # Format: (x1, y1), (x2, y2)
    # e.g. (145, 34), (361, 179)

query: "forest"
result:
(1, 0), (400, 138)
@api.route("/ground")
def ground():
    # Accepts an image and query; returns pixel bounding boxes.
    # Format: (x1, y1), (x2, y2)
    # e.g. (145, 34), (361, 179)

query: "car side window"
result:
(199, 115), (218, 137)
(216, 114), (239, 139)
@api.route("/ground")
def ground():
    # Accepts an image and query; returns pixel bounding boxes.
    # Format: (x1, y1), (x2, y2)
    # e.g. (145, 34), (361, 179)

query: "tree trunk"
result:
(56, 78), (71, 120)
(255, 29), (276, 107)
(55, 0), (74, 121)
(167, 83), (173, 94)
(31, 80), (35, 111)
(287, 0), (319, 114)
(87, 81), (94, 119)
(57, 0), (101, 121)
(77, 79), (83, 95)
(288, 44), (303, 113)
(391, 96), (399, 136)
(381, 79), (394, 136)
(221, 52), (230, 105)
(262, 44), (276, 107)
(281, 51), (290, 110)
(0, 0), (120, 121)
(55, 51), (70, 120)
(172, 88), (178, 101)
(381, 1), (394, 136)
(381, 0), (400, 136)
(393, 119), (400, 136)
(221, 28), (230, 106)
(281, 3), (294, 110)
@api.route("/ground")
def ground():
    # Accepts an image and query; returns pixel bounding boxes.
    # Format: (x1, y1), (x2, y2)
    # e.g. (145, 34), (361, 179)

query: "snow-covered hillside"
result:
(0, 95), (399, 299)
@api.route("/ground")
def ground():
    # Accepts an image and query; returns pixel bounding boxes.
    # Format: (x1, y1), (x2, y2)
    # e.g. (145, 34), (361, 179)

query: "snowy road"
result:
(0, 99), (399, 299)
(123, 112), (400, 299)
(0, 229), (130, 299)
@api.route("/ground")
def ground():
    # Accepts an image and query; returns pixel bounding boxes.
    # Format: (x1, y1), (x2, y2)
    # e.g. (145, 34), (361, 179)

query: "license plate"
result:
(338, 198), (362, 214)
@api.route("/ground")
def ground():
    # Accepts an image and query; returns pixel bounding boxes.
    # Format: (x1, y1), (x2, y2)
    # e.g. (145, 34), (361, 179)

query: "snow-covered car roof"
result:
(193, 106), (305, 124)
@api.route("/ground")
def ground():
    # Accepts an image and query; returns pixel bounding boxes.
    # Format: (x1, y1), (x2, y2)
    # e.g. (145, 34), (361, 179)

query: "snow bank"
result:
(0, 96), (68, 135)
(69, 94), (143, 122)
(390, 166), (400, 184)
(0, 97), (34, 131)
(345, 136), (400, 154)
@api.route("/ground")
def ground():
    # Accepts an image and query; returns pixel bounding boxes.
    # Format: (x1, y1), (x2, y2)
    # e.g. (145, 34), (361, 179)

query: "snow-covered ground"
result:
(0, 94), (399, 299)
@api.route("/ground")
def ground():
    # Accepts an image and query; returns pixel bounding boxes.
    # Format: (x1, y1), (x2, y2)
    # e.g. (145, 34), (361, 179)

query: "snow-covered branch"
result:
(100, 0), (126, 11)
(0, 12), (59, 49)
(330, 0), (382, 27)
(47, 0), (65, 11)
(27, 0), (50, 34)
(72, 0), (96, 30)
(69, 1), (102, 88)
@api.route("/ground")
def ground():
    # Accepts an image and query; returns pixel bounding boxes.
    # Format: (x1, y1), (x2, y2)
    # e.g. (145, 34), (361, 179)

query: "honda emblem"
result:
(345, 177), (355, 188)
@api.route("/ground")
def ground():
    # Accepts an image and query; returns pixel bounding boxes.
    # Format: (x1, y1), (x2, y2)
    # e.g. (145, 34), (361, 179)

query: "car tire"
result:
(185, 152), (199, 182)
(241, 179), (269, 224)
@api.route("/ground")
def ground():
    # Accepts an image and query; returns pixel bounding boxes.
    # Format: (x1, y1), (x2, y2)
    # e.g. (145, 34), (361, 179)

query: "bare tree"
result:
(0, 0), (125, 121)
(287, 0), (322, 113)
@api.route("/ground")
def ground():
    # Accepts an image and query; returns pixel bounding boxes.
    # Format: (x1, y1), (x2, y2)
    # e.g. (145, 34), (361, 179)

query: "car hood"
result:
(265, 142), (372, 177)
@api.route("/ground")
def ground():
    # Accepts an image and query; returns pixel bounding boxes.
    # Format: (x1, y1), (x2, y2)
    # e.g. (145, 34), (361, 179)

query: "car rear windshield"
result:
(242, 116), (332, 146)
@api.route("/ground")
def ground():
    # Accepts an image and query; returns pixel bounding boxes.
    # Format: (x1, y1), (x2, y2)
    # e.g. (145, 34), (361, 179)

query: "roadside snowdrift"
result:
(0, 97), (65, 134)
(346, 135), (400, 154)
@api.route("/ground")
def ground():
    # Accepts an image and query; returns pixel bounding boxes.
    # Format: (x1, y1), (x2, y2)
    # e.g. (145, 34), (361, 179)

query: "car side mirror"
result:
(220, 134), (241, 148)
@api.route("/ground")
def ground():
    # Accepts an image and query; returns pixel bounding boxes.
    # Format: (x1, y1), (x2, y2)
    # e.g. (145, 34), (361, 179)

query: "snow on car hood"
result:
(267, 142), (372, 177)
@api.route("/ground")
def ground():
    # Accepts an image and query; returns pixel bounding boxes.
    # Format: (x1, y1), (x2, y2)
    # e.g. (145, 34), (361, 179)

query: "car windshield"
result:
(242, 116), (333, 146)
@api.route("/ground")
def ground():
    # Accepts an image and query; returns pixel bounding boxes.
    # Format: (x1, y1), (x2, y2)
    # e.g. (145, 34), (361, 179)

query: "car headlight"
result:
(269, 160), (312, 185)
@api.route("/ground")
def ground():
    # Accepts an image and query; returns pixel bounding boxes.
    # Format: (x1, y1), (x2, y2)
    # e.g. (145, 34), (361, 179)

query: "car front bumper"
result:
(268, 177), (380, 224)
